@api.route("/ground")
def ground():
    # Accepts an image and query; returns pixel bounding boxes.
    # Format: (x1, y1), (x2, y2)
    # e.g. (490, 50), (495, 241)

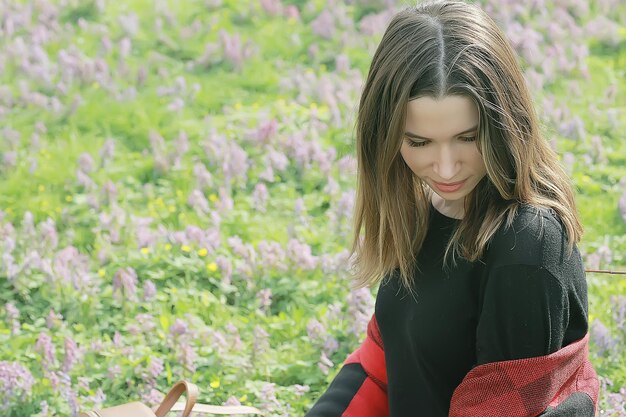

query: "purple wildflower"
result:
(113, 266), (138, 301)
(112, 331), (123, 348)
(222, 142), (249, 186)
(318, 351), (334, 375)
(99, 139), (115, 166)
(286, 239), (317, 271)
(257, 240), (287, 271)
(38, 218), (59, 251)
(62, 337), (82, 372)
(347, 287), (374, 337)
(590, 319), (615, 356)
(218, 30), (254, 71)
(193, 162), (213, 189)
(2, 151), (17, 169)
(610, 295), (626, 333)
(138, 281), (154, 304)
(256, 288), (272, 312)
(359, 9), (396, 36)
(223, 395), (241, 406)
(216, 256), (233, 286)
(252, 183), (268, 212)
(252, 325), (270, 360)
(53, 246), (93, 291)
(178, 343), (197, 373)
(188, 189), (210, 215)
(284, 5), (299, 20)
(254, 118), (278, 144)
(258, 383), (280, 412)
(101, 180), (118, 205)
(311, 10), (335, 40)
(82, 388), (106, 410)
(323, 337), (339, 357)
(306, 319), (326, 342)
(268, 148), (289, 171)
(78, 152), (95, 173)
(0, 361), (35, 408)
(46, 309), (63, 330)
(210, 330), (228, 357)
(260, 0), (282, 16)
(225, 322), (243, 350)
(141, 388), (165, 407)
(293, 384), (310, 397)
(35, 332), (56, 371)
(169, 318), (188, 336)
(108, 364), (121, 379)
(5, 302), (20, 335)
(146, 356), (164, 387)
(335, 54), (350, 73)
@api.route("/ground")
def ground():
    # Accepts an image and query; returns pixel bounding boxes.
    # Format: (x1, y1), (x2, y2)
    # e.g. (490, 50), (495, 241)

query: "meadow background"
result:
(0, 0), (625, 415)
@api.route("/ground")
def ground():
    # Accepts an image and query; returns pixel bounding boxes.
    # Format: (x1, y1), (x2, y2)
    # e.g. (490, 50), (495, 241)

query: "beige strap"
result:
(170, 402), (264, 415)
(154, 380), (198, 417)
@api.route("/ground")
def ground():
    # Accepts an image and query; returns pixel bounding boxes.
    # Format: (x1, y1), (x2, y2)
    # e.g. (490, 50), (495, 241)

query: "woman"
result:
(304, 1), (599, 416)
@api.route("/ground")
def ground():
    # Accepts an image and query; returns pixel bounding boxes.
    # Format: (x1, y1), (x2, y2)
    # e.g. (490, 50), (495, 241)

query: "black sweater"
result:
(305, 203), (590, 416)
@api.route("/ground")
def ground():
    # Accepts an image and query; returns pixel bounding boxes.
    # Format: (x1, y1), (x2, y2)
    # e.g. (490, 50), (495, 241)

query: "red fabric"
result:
(343, 315), (389, 417)
(449, 332), (599, 417)
(343, 378), (389, 417)
(343, 314), (599, 417)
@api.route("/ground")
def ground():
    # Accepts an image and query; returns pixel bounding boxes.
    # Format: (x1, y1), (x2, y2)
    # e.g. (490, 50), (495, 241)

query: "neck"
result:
(431, 193), (464, 219)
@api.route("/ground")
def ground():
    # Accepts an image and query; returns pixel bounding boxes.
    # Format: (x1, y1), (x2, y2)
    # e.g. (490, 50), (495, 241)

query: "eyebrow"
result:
(404, 125), (478, 140)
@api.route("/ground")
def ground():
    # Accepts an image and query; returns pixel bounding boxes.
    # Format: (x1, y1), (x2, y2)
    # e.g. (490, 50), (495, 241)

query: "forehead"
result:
(405, 95), (479, 133)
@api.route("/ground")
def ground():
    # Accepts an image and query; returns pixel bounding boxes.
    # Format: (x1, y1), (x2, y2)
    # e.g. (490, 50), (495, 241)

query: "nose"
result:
(433, 145), (461, 181)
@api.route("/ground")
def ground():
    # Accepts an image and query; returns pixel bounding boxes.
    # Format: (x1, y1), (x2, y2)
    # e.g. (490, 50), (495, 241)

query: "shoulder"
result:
(483, 204), (579, 274)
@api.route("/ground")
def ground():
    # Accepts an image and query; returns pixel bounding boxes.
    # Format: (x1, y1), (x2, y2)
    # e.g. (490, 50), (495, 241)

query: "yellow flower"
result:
(98, 269), (106, 277)
(198, 248), (208, 257)
(156, 197), (164, 207)
(310, 102), (318, 110)
(234, 102), (242, 110)
(207, 262), (218, 272)
(181, 245), (191, 253)
(209, 194), (218, 202)
(239, 394), (247, 402)
(65, 195), (73, 202)
(164, 243), (172, 251)
(141, 247), (150, 255)
(168, 205), (176, 213)
(210, 378), (220, 389)
(176, 190), (183, 197)
(38, 185), (45, 192)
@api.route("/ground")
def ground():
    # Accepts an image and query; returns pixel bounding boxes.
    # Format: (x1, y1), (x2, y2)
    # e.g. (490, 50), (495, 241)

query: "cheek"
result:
(400, 149), (427, 174)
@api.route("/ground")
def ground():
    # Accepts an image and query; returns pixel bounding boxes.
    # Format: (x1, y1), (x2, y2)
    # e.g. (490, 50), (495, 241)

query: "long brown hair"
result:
(349, 0), (583, 293)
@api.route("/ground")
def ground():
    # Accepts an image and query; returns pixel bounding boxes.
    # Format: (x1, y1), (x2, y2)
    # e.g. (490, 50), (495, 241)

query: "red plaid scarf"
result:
(345, 315), (599, 417)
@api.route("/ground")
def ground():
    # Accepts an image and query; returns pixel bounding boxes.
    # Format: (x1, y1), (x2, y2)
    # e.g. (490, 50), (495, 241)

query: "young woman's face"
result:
(400, 95), (487, 205)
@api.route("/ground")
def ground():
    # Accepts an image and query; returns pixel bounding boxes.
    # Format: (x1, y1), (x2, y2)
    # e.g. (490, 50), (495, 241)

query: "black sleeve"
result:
(475, 264), (569, 365)
(304, 363), (368, 417)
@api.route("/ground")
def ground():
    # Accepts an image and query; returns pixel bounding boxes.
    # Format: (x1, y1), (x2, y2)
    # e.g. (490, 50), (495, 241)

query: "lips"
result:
(432, 179), (466, 193)
(434, 180), (465, 186)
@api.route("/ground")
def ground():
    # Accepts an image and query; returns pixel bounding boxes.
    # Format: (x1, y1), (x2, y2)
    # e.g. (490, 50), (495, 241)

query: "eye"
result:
(459, 136), (477, 142)
(404, 137), (427, 148)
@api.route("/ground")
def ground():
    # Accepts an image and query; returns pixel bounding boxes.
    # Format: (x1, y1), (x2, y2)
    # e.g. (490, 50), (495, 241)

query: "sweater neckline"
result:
(430, 202), (462, 222)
